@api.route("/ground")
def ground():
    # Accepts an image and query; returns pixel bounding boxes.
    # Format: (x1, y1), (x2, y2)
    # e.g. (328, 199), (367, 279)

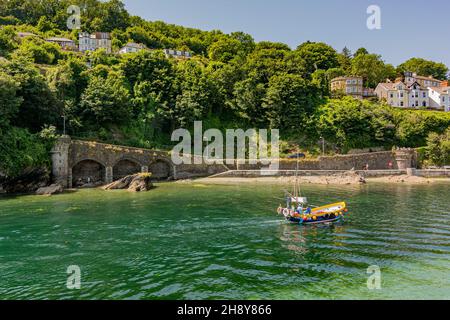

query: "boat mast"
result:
(296, 151), (301, 199)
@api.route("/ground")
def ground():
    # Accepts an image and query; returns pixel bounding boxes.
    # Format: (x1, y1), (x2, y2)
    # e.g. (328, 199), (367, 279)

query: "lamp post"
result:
(62, 115), (66, 136)
(320, 136), (325, 156)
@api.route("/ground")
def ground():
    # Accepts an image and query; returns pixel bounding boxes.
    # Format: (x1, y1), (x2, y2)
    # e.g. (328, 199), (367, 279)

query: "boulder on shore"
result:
(36, 184), (64, 196)
(103, 173), (153, 192)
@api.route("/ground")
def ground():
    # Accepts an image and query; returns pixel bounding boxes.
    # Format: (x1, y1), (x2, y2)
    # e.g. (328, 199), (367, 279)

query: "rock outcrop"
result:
(1, 167), (50, 194)
(36, 184), (64, 196)
(103, 173), (153, 192)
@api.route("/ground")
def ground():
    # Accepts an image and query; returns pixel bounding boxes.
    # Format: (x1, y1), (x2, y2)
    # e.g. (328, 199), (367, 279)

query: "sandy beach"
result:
(181, 172), (450, 186)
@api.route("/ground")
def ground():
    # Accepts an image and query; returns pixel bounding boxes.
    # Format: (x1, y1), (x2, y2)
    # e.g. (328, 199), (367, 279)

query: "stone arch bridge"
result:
(51, 136), (177, 188)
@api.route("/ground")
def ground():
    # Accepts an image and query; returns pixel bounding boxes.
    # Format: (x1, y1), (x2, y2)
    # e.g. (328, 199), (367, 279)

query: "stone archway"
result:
(72, 159), (105, 187)
(113, 159), (141, 181)
(149, 159), (172, 180)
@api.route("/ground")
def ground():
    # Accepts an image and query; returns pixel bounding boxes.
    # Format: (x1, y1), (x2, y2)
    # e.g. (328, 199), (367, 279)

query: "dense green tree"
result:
(0, 126), (50, 176)
(0, 71), (22, 127)
(326, 67), (346, 81)
(47, 57), (89, 103)
(296, 42), (339, 75)
(337, 47), (352, 73)
(0, 26), (17, 56)
(36, 16), (56, 33)
(79, 74), (132, 126)
(232, 76), (267, 124)
(208, 37), (243, 63)
(14, 37), (63, 65)
(245, 45), (290, 82)
(99, 0), (131, 31)
(255, 41), (291, 51)
(351, 53), (396, 88)
(316, 98), (376, 151)
(426, 129), (450, 166)
(394, 110), (450, 147)
(230, 31), (255, 54)
(0, 16), (20, 26)
(354, 47), (369, 57)
(263, 73), (318, 134)
(398, 58), (449, 80)
(175, 60), (220, 120)
(311, 69), (329, 97)
(208, 59), (245, 117)
(1, 56), (61, 132)
(119, 50), (177, 131)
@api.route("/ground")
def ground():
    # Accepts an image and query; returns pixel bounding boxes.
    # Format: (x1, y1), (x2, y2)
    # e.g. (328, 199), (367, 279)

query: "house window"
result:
(400, 102), (404, 107)
(422, 101), (427, 107)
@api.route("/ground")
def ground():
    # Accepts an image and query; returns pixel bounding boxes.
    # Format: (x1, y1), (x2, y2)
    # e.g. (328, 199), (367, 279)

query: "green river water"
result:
(0, 182), (449, 300)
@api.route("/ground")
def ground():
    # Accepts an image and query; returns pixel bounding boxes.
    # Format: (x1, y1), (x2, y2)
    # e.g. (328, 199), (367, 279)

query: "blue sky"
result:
(122, 0), (450, 68)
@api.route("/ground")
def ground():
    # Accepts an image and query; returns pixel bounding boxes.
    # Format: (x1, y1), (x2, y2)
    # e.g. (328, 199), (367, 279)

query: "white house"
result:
(79, 32), (112, 53)
(407, 81), (429, 108)
(375, 81), (409, 108)
(163, 49), (192, 59)
(375, 79), (438, 109)
(118, 42), (146, 54)
(428, 86), (450, 112)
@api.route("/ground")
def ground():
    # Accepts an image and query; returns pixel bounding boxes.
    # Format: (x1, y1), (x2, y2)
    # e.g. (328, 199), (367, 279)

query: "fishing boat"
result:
(276, 154), (349, 225)
(277, 198), (348, 225)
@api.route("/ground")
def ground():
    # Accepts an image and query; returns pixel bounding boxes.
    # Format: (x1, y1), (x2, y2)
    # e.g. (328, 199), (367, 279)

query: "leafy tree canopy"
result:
(397, 58), (449, 80)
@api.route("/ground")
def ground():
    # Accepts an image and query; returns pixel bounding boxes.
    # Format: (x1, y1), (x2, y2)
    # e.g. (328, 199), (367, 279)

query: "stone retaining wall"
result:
(415, 169), (450, 178)
(224, 151), (408, 171)
(318, 151), (397, 170)
(213, 169), (406, 178)
(51, 137), (419, 186)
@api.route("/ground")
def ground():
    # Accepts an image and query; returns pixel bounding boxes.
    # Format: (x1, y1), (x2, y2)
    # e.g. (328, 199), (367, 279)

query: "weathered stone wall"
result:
(54, 138), (230, 186)
(218, 169), (407, 178)
(69, 140), (170, 168)
(52, 138), (175, 187)
(318, 151), (397, 170)
(52, 137), (419, 187)
(236, 160), (320, 171)
(415, 169), (450, 177)
(175, 163), (229, 179)
(218, 152), (398, 171)
(230, 151), (416, 171)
